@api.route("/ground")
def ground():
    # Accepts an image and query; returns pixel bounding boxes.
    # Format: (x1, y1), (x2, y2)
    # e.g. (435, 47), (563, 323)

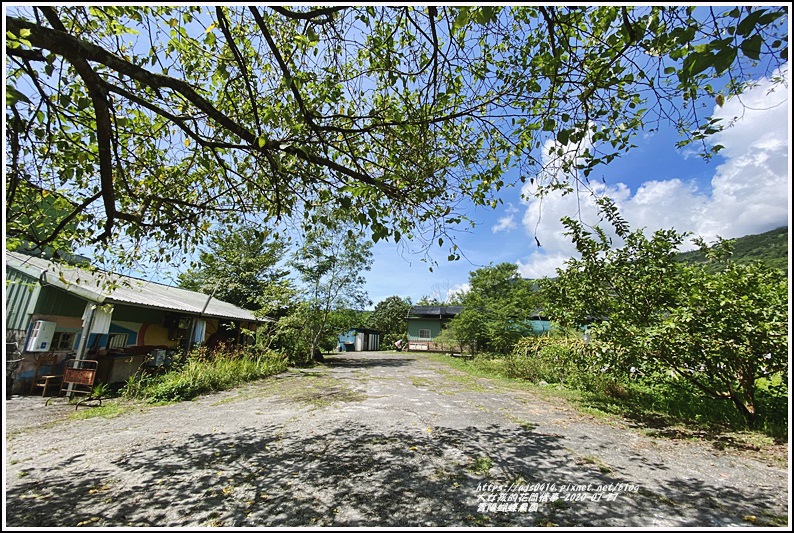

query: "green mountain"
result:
(676, 226), (788, 272)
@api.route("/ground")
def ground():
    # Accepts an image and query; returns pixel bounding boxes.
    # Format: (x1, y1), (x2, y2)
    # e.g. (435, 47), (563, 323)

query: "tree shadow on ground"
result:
(576, 394), (786, 461)
(322, 354), (414, 370)
(5, 419), (785, 527)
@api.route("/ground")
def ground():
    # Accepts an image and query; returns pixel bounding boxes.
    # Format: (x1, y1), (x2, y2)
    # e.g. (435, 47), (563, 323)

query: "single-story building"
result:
(406, 305), (552, 352)
(406, 305), (464, 351)
(337, 327), (381, 352)
(5, 251), (269, 394)
(520, 308), (553, 335)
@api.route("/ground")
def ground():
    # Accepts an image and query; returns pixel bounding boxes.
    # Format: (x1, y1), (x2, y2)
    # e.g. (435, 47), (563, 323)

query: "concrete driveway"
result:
(4, 351), (789, 527)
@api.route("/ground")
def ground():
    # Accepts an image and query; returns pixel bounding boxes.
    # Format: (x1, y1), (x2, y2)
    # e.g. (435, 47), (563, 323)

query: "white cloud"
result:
(516, 65), (790, 278)
(694, 69), (790, 242)
(447, 283), (470, 301)
(491, 203), (519, 233)
(491, 214), (517, 233)
(516, 252), (573, 279)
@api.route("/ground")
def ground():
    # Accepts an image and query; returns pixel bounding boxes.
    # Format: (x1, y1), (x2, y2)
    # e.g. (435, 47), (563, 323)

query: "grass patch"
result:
(429, 351), (788, 454)
(427, 352), (582, 403)
(503, 413), (538, 431)
(290, 386), (367, 408)
(576, 454), (613, 474)
(428, 352), (510, 380)
(469, 456), (493, 475)
(122, 346), (288, 403)
(69, 401), (133, 420)
(436, 370), (490, 392)
(257, 371), (368, 409)
(409, 376), (432, 388)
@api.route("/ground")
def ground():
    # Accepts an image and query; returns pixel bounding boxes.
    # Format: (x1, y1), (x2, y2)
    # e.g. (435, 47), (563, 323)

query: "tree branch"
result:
(5, 47), (46, 61)
(7, 14), (397, 196)
(215, 6), (261, 136)
(38, 6), (119, 242)
(268, 6), (348, 23)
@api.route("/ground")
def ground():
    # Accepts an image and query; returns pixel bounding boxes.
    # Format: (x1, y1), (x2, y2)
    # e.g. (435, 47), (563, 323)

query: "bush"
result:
(382, 333), (405, 349)
(507, 336), (630, 397)
(507, 336), (788, 438)
(122, 345), (287, 403)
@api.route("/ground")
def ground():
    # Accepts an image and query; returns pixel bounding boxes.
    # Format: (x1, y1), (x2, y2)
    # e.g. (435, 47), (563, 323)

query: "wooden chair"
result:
(51, 359), (100, 409)
(30, 353), (63, 396)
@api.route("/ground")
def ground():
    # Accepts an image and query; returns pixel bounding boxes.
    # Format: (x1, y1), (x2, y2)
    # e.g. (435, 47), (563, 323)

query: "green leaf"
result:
(681, 51), (711, 78)
(6, 85), (32, 106)
(713, 47), (737, 74)
(452, 7), (471, 30)
(740, 34), (763, 60)
(737, 10), (765, 37)
(476, 6), (497, 24)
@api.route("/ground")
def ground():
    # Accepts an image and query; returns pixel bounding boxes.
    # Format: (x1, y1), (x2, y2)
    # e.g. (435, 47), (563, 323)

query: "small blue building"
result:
(337, 328), (381, 352)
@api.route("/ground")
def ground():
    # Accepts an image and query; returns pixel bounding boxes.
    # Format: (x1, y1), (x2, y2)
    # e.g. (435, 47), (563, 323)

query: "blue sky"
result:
(6, 8), (788, 311)
(363, 65), (791, 306)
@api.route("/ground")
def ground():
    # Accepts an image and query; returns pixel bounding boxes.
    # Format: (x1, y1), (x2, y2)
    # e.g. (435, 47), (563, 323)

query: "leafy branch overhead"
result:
(5, 6), (788, 265)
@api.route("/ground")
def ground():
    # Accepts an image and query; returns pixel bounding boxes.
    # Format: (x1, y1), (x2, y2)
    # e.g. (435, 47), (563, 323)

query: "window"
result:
(107, 333), (129, 349)
(418, 329), (432, 340)
(52, 331), (76, 351)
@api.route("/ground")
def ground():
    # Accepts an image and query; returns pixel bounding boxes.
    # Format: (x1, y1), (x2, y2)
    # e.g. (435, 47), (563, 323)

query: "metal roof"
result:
(5, 251), (267, 323)
(408, 305), (465, 317)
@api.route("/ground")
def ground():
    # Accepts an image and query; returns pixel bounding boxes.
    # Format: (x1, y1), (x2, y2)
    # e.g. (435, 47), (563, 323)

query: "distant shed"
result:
(337, 328), (381, 352)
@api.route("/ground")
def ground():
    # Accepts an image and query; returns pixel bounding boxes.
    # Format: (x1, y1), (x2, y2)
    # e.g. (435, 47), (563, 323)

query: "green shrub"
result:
(437, 336), (787, 439)
(382, 333), (405, 349)
(579, 370), (788, 439)
(507, 336), (633, 397)
(508, 336), (788, 438)
(121, 346), (287, 403)
(509, 337), (584, 383)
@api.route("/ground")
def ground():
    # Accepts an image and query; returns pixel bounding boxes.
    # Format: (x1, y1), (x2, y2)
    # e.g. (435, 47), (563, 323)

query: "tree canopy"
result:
(366, 295), (412, 344)
(5, 6), (788, 267)
(291, 211), (373, 362)
(176, 225), (289, 311)
(439, 262), (544, 354)
(542, 217), (788, 426)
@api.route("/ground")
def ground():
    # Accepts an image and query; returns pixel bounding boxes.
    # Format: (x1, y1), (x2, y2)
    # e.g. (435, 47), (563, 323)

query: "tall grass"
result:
(507, 336), (627, 395)
(455, 336), (788, 440)
(122, 346), (287, 403)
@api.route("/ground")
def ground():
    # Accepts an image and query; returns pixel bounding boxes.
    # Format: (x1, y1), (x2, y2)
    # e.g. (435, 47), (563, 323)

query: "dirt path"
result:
(4, 351), (789, 527)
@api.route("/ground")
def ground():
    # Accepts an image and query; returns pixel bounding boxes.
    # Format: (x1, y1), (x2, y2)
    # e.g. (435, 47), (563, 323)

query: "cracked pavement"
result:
(4, 351), (789, 527)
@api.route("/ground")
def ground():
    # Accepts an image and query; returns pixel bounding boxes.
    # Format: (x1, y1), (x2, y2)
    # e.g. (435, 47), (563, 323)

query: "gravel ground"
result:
(3, 351), (790, 528)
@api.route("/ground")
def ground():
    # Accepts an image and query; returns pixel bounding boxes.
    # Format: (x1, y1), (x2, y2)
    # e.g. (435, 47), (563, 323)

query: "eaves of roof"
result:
(5, 251), (269, 323)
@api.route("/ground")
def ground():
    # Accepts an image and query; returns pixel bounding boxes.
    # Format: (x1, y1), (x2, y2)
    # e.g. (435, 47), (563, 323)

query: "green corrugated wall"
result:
(407, 318), (444, 340)
(5, 269), (38, 331)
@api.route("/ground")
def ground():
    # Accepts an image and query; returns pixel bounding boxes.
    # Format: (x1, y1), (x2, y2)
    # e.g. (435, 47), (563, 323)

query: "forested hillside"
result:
(676, 226), (788, 271)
